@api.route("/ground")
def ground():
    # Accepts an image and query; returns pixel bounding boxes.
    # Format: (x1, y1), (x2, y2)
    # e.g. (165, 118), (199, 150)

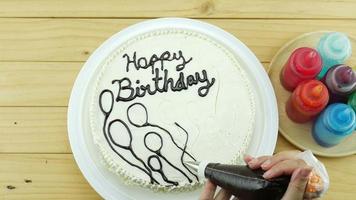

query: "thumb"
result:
(282, 167), (312, 200)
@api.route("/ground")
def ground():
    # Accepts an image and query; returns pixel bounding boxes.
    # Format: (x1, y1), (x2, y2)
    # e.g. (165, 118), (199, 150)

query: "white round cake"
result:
(89, 27), (256, 191)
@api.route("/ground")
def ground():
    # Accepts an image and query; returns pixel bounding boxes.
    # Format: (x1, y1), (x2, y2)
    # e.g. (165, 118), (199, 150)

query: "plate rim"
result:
(67, 17), (278, 199)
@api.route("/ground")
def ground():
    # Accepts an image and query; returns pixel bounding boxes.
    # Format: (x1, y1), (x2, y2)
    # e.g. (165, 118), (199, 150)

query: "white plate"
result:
(67, 18), (278, 200)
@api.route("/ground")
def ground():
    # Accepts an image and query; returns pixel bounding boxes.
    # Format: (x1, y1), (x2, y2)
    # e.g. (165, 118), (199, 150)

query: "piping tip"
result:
(184, 161), (200, 173)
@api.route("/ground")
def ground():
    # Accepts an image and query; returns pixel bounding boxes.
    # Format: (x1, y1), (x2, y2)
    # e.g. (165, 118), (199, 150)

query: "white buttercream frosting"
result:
(89, 28), (255, 192)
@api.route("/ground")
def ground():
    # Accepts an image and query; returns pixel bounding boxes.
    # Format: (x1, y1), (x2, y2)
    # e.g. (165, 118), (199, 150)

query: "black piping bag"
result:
(185, 161), (289, 200)
(185, 159), (327, 200)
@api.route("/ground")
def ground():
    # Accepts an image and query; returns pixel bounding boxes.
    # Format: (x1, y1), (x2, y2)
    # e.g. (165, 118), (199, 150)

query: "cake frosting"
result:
(89, 28), (255, 191)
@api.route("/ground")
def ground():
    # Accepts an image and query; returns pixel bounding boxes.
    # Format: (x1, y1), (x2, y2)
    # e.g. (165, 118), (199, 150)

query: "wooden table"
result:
(1, 1), (356, 199)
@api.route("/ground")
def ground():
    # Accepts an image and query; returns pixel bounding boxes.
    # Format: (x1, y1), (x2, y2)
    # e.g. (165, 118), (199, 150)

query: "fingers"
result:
(260, 150), (301, 171)
(199, 180), (217, 200)
(243, 154), (254, 163)
(199, 180), (232, 200)
(245, 151), (310, 200)
(246, 155), (272, 169)
(214, 188), (232, 200)
(282, 167), (312, 200)
(263, 159), (307, 179)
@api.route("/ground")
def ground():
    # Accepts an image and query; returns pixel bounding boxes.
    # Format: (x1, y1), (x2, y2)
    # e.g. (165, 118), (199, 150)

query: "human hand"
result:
(199, 180), (234, 200)
(199, 150), (313, 200)
(245, 150), (313, 200)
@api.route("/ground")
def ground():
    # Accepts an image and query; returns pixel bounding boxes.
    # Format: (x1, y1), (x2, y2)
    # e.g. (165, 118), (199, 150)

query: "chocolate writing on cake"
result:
(112, 50), (216, 102)
(98, 50), (212, 186)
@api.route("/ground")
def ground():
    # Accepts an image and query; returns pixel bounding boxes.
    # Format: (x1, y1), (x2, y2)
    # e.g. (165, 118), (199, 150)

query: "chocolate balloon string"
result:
(148, 155), (178, 186)
(99, 90), (198, 185)
(127, 102), (197, 161)
(108, 119), (154, 175)
(127, 102), (198, 184)
(99, 90), (159, 184)
(175, 122), (199, 181)
(144, 132), (193, 183)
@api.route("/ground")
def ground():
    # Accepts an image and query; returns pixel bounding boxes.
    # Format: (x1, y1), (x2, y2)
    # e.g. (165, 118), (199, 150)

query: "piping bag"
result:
(185, 150), (329, 200)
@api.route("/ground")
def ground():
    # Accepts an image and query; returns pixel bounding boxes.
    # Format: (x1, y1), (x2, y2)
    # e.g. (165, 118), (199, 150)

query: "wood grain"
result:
(0, 154), (100, 200)
(0, 61), (268, 106)
(1, 19), (356, 62)
(0, 107), (70, 153)
(0, 139), (354, 200)
(0, 0), (356, 19)
(1, 1), (356, 198)
(0, 62), (81, 106)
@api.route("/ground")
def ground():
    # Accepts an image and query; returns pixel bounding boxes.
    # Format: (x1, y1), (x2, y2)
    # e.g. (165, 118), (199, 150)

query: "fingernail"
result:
(261, 160), (271, 168)
(263, 170), (272, 179)
(248, 159), (257, 166)
(300, 168), (312, 178)
(244, 154), (252, 159)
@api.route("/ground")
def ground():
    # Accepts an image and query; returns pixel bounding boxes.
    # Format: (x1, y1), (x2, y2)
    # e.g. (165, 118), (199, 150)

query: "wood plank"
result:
(0, 0), (356, 19)
(0, 62), (81, 106)
(0, 107), (70, 153)
(1, 146), (355, 199)
(0, 62), (269, 106)
(1, 19), (356, 62)
(0, 154), (100, 200)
